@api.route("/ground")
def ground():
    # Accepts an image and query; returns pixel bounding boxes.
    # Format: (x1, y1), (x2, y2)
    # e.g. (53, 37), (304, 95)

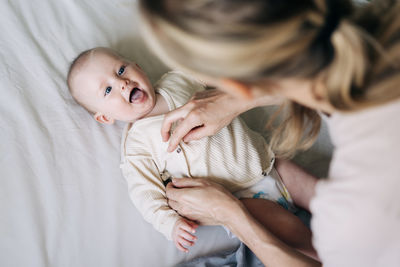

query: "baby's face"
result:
(71, 49), (155, 123)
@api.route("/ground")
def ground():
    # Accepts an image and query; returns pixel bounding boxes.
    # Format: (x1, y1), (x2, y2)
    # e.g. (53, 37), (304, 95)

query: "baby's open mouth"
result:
(129, 87), (144, 103)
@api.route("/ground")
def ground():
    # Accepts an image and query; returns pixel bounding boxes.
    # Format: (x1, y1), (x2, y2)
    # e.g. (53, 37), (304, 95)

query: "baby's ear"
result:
(94, 112), (115, 124)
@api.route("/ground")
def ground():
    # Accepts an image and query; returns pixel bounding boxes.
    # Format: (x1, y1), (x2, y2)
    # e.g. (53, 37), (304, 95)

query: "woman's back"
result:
(311, 97), (400, 266)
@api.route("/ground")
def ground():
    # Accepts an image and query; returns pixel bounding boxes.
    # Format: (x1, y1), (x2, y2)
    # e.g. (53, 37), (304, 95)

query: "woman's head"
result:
(140, 0), (400, 157)
(140, 1), (351, 86)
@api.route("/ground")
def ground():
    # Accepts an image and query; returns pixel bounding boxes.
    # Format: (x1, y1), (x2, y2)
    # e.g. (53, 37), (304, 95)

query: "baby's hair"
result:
(67, 49), (93, 89)
(67, 47), (121, 113)
(67, 48), (97, 113)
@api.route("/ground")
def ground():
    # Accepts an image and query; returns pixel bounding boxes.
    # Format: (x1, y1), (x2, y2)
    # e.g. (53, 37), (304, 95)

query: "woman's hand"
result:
(161, 89), (248, 152)
(166, 178), (243, 226)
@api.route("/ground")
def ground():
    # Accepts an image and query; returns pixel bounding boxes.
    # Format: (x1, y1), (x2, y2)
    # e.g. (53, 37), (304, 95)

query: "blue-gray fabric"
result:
(176, 242), (264, 267)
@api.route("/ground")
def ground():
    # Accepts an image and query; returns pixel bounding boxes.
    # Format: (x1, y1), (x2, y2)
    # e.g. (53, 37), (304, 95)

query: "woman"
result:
(139, 0), (400, 266)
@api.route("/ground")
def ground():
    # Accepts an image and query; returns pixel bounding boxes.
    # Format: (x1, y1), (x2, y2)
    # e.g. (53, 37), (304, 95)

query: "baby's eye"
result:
(118, 66), (125, 76)
(105, 86), (112, 96)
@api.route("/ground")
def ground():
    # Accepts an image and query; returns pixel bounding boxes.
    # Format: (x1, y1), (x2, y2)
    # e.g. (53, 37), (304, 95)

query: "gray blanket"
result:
(176, 242), (264, 267)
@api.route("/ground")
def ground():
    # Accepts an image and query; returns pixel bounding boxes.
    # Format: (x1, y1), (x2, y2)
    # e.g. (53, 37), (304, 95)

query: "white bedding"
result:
(0, 1), (332, 266)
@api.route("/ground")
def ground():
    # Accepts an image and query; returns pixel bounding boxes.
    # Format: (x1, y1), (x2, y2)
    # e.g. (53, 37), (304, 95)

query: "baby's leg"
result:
(240, 198), (318, 260)
(274, 159), (318, 211)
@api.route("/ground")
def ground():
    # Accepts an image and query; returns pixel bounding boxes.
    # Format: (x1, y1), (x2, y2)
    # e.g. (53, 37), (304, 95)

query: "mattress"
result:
(0, 0), (332, 266)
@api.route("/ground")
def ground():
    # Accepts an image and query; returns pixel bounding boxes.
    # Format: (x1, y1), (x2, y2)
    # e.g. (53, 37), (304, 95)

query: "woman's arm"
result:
(228, 203), (320, 267)
(166, 178), (321, 267)
(161, 89), (280, 152)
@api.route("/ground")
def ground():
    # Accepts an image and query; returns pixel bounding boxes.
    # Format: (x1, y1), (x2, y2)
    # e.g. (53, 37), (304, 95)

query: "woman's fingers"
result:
(165, 182), (179, 200)
(160, 107), (189, 142)
(161, 89), (245, 151)
(168, 199), (179, 210)
(167, 114), (203, 152)
(167, 177), (243, 225)
(171, 177), (206, 188)
(160, 103), (205, 152)
(182, 125), (209, 143)
(167, 184), (203, 221)
(165, 178), (206, 201)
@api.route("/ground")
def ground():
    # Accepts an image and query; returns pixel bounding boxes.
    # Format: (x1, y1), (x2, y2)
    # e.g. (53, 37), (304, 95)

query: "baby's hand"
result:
(172, 218), (198, 253)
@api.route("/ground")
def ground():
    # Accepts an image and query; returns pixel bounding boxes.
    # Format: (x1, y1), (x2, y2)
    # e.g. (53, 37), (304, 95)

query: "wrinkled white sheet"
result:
(0, 1), (332, 266)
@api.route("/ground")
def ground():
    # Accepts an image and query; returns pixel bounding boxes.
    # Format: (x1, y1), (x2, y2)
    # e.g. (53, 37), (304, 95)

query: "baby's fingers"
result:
(180, 230), (197, 242)
(175, 241), (189, 253)
(185, 219), (199, 229)
(180, 220), (197, 234)
(178, 236), (195, 248)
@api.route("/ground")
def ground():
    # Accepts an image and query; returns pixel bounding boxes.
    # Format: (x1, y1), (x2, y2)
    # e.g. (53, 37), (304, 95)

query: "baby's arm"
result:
(121, 156), (184, 241)
(172, 217), (198, 252)
(163, 172), (199, 252)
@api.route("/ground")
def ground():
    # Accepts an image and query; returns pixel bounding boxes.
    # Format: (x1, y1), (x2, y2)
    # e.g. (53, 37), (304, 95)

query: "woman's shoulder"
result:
(319, 97), (400, 203)
(328, 98), (400, 146)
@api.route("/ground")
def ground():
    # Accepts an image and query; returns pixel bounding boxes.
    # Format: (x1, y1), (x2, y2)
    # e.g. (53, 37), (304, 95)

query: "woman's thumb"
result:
(172, 177), (203, 188)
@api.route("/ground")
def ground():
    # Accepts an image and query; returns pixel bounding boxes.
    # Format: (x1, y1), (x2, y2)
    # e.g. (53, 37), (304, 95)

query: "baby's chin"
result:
(122, 107), (156, 122)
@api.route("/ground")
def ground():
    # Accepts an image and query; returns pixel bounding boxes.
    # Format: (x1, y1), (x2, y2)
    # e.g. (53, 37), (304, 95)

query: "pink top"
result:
(310, 99), (400, 266)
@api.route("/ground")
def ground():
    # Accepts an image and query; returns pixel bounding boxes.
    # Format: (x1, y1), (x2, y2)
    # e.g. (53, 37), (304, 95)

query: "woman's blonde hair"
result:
(139, 0), (400, 158)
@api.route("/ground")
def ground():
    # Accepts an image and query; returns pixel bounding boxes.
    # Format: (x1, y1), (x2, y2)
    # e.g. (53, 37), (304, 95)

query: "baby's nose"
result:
(120, 80), (129, 91)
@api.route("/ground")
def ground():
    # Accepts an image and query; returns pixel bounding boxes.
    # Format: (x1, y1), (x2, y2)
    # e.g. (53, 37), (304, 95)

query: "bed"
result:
(0, 0), (333, 266)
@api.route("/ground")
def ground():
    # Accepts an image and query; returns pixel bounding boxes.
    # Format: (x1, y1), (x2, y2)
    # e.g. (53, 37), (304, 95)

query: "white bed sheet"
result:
(0, 1), (332, 266)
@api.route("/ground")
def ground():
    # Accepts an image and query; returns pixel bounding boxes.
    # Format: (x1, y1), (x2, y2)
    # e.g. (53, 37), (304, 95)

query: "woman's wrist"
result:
(232, 91), (283, 116)
(217, 198), (248, 228)
(219, 92), (252, 117)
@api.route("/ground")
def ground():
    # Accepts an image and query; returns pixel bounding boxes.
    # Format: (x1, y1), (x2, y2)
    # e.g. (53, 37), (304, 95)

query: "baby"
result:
(67, 47), (311, 253)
